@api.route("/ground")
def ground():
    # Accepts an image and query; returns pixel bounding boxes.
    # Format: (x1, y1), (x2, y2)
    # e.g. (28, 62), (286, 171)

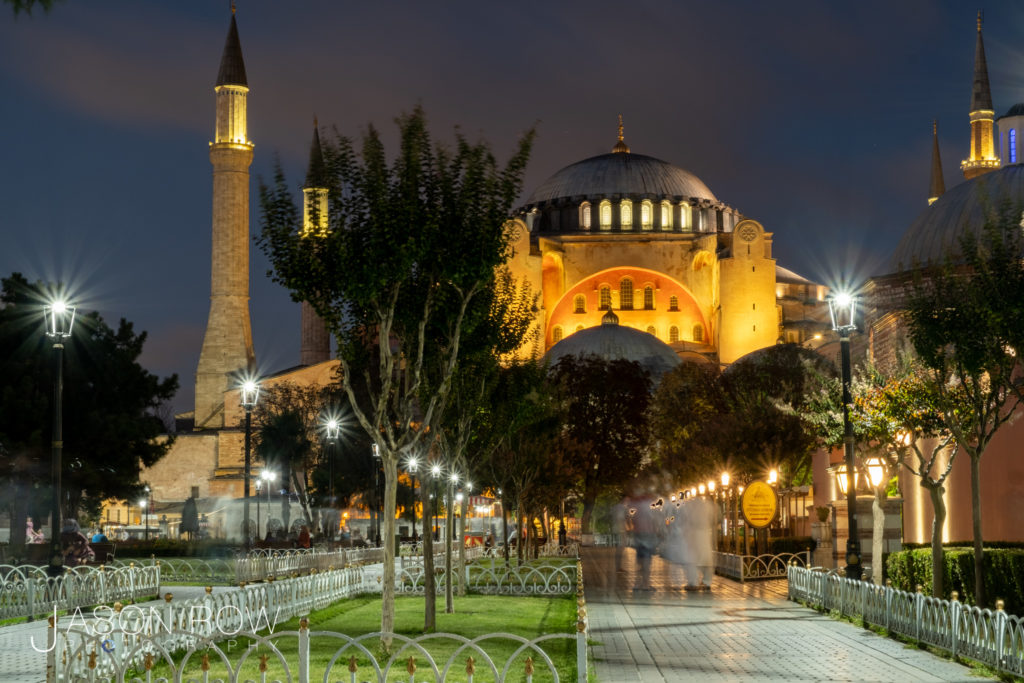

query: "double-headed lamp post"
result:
(829, 291), (862, 580)
(44, 299), (75, 578)
(240, 378), (260, 550)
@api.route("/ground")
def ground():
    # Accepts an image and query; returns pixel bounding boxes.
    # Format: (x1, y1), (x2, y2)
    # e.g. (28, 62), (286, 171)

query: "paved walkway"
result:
(581, 546), (987, 682)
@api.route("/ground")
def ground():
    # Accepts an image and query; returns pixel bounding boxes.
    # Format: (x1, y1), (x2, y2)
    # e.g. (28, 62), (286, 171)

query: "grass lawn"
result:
(149, 593), (580, 682)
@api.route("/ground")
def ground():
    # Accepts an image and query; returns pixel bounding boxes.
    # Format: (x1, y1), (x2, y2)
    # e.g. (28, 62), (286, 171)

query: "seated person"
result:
(26, 519), (46, 544)
(61, 519), (95, 566)
(91, 528), (109, 543)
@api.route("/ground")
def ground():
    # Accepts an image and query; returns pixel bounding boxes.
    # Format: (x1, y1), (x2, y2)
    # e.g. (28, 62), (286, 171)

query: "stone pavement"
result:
(581, 546), (988, 682)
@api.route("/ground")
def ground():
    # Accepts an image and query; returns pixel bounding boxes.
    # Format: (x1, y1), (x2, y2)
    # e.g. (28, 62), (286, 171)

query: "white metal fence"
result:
(788, 565), (1024, 677)
(714, 550), (811, 581)
(0, 563), (160, 621)
(397, 558), (577, 596)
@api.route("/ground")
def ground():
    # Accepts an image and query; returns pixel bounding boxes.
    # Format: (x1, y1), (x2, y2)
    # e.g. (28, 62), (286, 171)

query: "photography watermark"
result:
(30, 603), (282, 653)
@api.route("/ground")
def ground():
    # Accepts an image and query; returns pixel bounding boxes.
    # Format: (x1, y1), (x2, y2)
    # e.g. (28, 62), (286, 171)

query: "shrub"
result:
(768, 536), (815, 555)
(886, 547), (1024, 614)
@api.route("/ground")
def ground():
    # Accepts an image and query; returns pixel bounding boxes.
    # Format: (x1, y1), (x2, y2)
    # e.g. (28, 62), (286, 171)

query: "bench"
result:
(90, 542), (116, 564)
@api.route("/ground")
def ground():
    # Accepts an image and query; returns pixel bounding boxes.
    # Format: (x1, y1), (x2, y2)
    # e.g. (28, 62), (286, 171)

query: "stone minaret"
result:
(300, 120), (331, 365)
(195, 11), (256, 429)
(928, 120), (945, 206)
(961, 12), (999, 180)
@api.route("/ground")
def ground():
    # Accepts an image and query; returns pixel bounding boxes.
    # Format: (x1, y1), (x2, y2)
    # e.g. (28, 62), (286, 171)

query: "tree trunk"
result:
(422, 474), (435, 631)
(458, 497), (467, 597)
(926, 482), (946, 598)
(580, 493), (596, 536)
(445, 480), (454, 613)
(379, 457), (398, 650)
(871, 489), (885, 585)
(970, 455), (985, 607)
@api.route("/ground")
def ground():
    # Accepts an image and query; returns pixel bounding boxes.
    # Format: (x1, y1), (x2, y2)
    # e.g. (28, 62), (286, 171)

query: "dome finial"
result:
(977, 9), (982, 31)
(231, 0), (236, 15)
(612, 114), (630, 154)
(601, 309), (620, 325)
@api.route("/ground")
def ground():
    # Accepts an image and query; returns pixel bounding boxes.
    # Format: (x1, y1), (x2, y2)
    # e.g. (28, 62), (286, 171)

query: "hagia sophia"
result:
(127, 11), (1024, 555)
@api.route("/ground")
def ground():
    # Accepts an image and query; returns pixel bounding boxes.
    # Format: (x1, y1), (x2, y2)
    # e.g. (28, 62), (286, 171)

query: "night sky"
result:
(3, 1), (1023, 417)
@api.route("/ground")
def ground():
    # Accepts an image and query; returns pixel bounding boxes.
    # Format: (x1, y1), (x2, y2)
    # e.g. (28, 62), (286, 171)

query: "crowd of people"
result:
(612, 491), (717, 591)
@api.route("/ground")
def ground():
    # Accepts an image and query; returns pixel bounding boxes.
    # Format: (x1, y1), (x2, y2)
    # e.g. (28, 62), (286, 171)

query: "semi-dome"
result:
(544, 310), (681, 379)
(524, 152), (717, 207)
(889, 164), (1024, 272)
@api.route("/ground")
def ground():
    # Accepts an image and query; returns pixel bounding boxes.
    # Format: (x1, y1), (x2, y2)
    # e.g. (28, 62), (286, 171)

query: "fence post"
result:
(884, 580), (892, 632)
(46, 612), (57, 683)
(995, 599), (1007, 669)
(298, 617), (310, 683)
(915, 585), (923, 643)
(950, 591), (959, 660)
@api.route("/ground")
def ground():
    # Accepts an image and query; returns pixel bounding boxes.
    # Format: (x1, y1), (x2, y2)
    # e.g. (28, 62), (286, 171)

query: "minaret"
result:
(195, 10), (256, 429)
(928, 120), (945, 205)
(961, 12), (999, 179)
(300, 119), (331, 365)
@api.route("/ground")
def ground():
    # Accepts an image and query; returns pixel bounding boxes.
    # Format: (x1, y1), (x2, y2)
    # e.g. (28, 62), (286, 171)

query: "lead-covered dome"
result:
(890, 164), (1024, 272)
(524, 153), (717, 206)
(544, 311), (681, 379)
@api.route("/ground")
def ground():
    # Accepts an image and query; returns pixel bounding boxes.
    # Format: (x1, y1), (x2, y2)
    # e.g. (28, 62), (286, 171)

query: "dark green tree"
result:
(0, 273), (177, 556)
(258, 106), (534, 640)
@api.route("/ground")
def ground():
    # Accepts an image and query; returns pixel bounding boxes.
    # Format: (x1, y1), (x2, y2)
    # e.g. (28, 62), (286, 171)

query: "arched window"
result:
(599, 286), (612, 310)
(620, 278), (634, 310)
(679, 202), (690, 231)
(573, 294), (586, 314)
(660, 200), (672, 230)
(646, 326), (656, 336)
(669, 326), (680, 342)
(599, 200), (612, 231)
(641, 200), (653, 231)
(669, 295), (679, 311)
(620, 200), (633, 230)
(693, 324), (704, 342)
(643, 286), (654, 310)
(1012, 129), (1018, 164)
(580, 201), (592, 230)
(552, 326), (563, 343)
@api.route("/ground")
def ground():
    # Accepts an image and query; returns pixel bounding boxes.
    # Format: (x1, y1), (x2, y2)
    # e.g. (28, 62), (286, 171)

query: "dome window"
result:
(660, 201), (672, 230)
(574, 294), (586, 314)
(641, 200), (653, 231)
(643, 286), (654, 310)
(620, 200), (633, 230)
(693, 324), (704, 342)
(646, 326), (656, 336)
(599, 200), (612, 231)
(552, 326), (563, 343)
(580, 201), (592, 230)
(599, 286), (612, 310)
(1011, 129), (1018, 164)
(620, 278), (634, 310)
(669, 326), (680, 342)
(669, 295), (679, 311)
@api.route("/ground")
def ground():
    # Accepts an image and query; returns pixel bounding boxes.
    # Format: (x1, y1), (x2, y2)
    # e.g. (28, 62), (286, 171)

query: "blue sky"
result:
(3, 1), (1024, 416)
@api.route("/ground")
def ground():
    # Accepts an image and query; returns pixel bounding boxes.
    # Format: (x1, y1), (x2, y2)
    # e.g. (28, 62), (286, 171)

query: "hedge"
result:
(886, 547), (1024, 614)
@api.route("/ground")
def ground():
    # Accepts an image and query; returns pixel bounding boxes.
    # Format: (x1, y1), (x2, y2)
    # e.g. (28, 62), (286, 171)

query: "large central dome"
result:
(524, 152), (717, 206)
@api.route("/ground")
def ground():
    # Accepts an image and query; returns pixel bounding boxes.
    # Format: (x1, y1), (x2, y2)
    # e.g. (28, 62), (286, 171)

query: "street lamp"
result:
(829, 290), (862, 580)
(431, 463), (442, 541)
(259, 470), (276, 540)
(325, 418), (340, 543)
(44, 299), (75, 578)
(140, 496), (149, 542)
(407, 456), (420, 541)
(372, 443), (381, 547)
(240, 378), (260, 550)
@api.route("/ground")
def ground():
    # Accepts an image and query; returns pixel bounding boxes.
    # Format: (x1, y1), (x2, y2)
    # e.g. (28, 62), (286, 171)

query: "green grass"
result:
(141, 593), (579, 682)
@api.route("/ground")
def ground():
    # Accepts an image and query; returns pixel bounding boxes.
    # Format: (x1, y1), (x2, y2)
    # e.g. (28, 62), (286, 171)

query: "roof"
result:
(523, 152), (717, 206)
(216, 14), (247, 87)
(1000, 103), (1024, 119)
(775, 265), (818, 286)
(305, 121), (328, 188)
(971, 16), (992, 112)
(889, 163), (1024, 272)
(544, 310), (681, 379)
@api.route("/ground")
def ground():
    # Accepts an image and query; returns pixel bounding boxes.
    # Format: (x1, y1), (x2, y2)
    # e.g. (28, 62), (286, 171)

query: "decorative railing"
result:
(397, 558), (577, 596)
(0, 563), (160, 621)
(49, 560), (590, 682)
(714, 551), (811, 581)
(788, 565), (1024, 677)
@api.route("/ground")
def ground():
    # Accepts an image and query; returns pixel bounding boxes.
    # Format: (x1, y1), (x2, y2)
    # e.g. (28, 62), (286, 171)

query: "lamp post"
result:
(44, 299), (75, 578)
(325, 419), (340, 543)
(240, 378), (260, 551)
(372, 443), (381, 547)
(140, 496), (149, 541)
(260, 470), (276, 540)
(407, 457), (419, 542)
(431, 463), (442, 541)
(829, 291), (862, 580)
(255, 477), (262, 542)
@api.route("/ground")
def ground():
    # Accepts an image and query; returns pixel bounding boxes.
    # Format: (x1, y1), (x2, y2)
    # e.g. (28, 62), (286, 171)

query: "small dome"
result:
(523, 152), (717, 207)
(889, 164), (1024, 272)
(545, 315), (681, 379)
(1000, 103), (1024, 119)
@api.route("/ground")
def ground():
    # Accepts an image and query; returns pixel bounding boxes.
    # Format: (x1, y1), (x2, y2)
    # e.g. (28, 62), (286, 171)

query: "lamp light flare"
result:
(834, 292), (853, 309)
(698, 484), (706, 495)
(721, 472), (730, 487)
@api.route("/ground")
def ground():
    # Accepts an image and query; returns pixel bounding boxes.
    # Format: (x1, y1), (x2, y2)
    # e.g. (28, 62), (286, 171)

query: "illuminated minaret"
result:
(928, 120), (945, 206)
(195, 10), (256, 429)
(300, 119), (331, 366)
(961, 12), (999, 180)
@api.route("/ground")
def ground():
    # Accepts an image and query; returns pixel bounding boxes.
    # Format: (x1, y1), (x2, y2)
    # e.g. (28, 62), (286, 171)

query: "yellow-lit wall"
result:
(717, 220), (778, 364)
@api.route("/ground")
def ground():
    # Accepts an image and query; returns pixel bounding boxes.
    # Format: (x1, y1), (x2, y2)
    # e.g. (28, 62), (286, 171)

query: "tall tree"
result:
(906, 212), (1024, 607)
(549, 354), (651, 534)
(258, 107), (534, 642)
(0, 273), (177, 555)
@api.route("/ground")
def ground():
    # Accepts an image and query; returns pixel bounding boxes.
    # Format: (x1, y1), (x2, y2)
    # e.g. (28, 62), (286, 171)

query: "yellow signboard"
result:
(741, 481), (778, 529)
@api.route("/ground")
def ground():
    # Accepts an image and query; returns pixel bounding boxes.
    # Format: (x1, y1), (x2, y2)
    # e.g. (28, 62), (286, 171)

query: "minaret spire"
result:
(928, 120), (945, 206)
(195, 11), (256, 429)
(612, 114), (630, 154)
(961, 11), (999, 179)
(300, 118), (331, 365)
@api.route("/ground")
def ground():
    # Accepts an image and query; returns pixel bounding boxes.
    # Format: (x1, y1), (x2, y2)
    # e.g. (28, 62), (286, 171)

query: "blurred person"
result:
(630, 496), (657, 590)
(26, 519), (45, 544)
(91, 527), (109, 543)
(61, 519), (95, 566)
